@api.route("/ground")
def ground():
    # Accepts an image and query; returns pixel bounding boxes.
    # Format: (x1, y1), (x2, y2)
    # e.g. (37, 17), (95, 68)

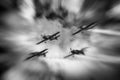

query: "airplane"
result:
(25, 49), (48, 60)
(64, 47), (88, 58)
(36, 32), (60, 45)
(72, 22), (97, 35)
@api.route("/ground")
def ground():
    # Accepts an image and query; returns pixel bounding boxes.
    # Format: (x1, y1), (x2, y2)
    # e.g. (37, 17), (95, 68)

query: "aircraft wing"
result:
(41, 52), (48, 56)
(25, 51), (48, 60)
(36, 39), (47, 45)
(83, 22), (97, 30)
(55, 35), (60, 38)
(64, 54), (73, 58)
(40, 49), (48, 53)
(50, 35), (60, 40)
(72, 29), (82, 35)
(72, 22), (97, 35)
(25, 54), (36, 60)
(50, 32), (60, 37)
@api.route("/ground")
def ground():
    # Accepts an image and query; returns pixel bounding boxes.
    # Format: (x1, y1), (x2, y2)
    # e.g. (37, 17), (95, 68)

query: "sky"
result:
(1, 0), (120, 80)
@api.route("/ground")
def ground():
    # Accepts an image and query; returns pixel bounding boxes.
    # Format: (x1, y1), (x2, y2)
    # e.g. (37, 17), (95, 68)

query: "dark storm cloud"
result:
(0, 0), (20, 14)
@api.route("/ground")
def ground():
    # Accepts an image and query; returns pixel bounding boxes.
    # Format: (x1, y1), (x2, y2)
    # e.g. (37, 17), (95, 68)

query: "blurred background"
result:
(1, 0), (120, 80)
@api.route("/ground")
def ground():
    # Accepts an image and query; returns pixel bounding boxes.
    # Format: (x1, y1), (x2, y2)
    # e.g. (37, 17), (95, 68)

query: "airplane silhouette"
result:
(72, 22), (97, 35)
(36, 32), (60, 45)
(25, 49), (48, 60)
(64, 47), (88, 58)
